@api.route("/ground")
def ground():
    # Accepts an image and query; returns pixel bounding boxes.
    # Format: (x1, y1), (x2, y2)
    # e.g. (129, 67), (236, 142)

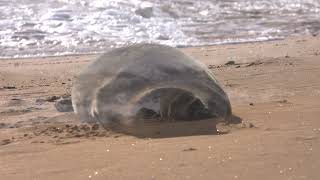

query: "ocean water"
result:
(0, 0), (319, 58)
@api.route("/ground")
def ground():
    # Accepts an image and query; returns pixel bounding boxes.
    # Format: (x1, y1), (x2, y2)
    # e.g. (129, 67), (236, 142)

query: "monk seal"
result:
(72, 43), (231, 135)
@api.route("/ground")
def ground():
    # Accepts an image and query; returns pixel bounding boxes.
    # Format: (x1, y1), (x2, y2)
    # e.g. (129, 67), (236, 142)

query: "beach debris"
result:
(45, 95), (60, 102)
(182, 147), (197, 152)
(3, 86), (16, 89)
(211, 60), (271, 69)
(11, 98), (21, 101)
(37, 96), (61, 103)
(246, 61), (263, 67)
(72, 44), (232, 137)
(277, 99), (290, 104)
(1, 139), (12, 146)
(225, 61), (236, 66)
(248, 123), (255, 128)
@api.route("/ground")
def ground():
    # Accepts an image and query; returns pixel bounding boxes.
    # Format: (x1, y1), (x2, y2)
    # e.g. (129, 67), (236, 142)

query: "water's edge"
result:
(0, 37), (288, 60)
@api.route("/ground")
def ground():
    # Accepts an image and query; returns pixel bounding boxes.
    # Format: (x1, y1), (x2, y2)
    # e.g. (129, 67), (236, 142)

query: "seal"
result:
(71, 43), (231, 135)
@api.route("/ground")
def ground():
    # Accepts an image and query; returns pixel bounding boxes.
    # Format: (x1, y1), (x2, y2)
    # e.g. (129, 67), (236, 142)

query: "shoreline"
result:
(1, 35), (320, 180)
(0, 36), (287, 61)
(0, 35), (316, 64)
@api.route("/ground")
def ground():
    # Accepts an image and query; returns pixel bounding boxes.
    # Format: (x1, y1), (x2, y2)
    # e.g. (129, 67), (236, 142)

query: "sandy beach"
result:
(1, 36), (320, 180)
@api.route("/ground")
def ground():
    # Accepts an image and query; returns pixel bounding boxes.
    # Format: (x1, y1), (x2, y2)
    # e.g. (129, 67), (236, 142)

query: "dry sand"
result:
(1, 36), (320, 180)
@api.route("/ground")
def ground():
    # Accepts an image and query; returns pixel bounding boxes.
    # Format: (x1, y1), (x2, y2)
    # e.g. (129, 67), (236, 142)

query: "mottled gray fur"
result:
(72, 44), (231, 127)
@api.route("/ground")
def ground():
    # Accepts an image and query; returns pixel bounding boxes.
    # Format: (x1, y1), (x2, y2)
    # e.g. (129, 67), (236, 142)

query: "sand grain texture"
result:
(1, 36), (320, 180)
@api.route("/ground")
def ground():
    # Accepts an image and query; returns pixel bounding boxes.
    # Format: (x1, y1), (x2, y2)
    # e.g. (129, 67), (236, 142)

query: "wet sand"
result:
(1, 36), (320, 180)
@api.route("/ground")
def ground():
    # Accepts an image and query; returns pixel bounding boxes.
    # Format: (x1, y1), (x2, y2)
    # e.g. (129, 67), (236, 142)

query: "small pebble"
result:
(249, 123), (255, 128)
(182, 147), (197, 151)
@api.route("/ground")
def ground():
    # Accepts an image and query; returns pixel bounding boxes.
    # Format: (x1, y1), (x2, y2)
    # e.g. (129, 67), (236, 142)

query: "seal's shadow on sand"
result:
(49, 113), (242, 138)
(102, 114), (243, 138)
